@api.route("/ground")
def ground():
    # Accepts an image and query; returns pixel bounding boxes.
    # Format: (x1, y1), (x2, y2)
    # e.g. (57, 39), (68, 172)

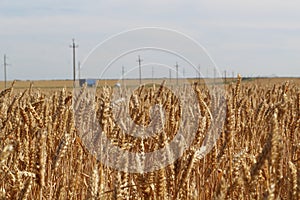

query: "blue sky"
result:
(0, 0), (299, 80)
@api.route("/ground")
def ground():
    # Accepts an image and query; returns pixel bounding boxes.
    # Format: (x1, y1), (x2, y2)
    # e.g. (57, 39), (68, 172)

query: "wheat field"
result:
(0, 77), (299, 199)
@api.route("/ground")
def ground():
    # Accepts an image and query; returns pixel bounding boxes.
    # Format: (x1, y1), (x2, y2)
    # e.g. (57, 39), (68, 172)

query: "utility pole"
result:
(213, 68), (216, 84)
(122, 65), (125, 85)
(137, 55), (143, 84)
(70, 38), (78, 87)
(224, 70), (227, 84)
(3, 54), (9, 89)
(169, 69), (172, 84)
(152, 66), (154, 83)
(198, 64), (201, 82)
(78, 61), (81, 81)
(175, 62), (179, 86)
(206, 68), (209, 79)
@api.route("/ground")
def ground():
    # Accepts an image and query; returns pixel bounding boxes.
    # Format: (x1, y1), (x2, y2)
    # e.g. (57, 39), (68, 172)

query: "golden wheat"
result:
(0, 78), (299, 199)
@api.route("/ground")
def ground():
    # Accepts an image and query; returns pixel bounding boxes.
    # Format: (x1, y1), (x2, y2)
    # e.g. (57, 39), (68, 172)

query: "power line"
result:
(70, 38), (78, 87)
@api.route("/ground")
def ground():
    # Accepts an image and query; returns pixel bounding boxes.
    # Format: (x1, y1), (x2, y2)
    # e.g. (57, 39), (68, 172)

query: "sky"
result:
(0, 0), (299, 80)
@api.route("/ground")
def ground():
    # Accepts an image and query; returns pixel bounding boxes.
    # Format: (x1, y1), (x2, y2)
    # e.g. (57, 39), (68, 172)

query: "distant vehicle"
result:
(79, 79), (97, 87)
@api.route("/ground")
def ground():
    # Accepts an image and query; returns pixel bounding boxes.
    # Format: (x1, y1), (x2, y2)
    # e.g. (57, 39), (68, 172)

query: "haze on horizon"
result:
(0, 0), (299, 80)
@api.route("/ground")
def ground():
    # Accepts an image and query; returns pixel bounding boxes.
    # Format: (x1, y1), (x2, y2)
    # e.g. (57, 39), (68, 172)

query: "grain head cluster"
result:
(0, 77), (299, 199)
